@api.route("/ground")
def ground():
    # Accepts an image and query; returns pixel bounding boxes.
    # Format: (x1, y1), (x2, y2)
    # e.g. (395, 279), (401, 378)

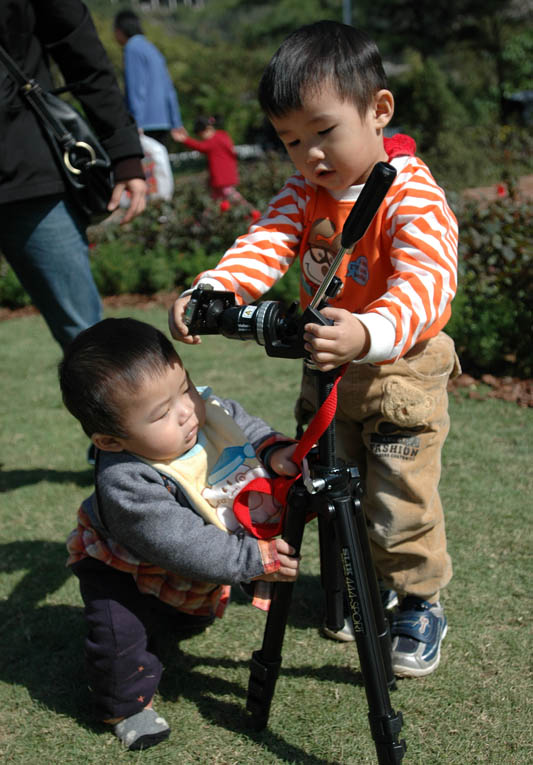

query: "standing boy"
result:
(170, 21), (460, 678)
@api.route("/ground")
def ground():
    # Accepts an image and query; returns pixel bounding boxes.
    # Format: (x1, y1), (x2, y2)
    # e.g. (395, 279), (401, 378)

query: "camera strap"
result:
(233, 363), (348, 539)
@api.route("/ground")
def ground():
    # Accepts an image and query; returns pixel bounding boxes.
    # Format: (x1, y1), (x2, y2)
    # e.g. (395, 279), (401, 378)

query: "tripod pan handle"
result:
(340, 162), (397, 250)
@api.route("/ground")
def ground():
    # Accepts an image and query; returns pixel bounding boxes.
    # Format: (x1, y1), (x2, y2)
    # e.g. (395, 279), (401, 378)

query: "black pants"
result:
(71, 558), (213, 720)
(144, 129), (172, 150)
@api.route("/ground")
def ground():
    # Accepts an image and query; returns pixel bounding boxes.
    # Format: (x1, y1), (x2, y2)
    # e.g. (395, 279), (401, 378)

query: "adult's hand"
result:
(107, 178), (147, 224)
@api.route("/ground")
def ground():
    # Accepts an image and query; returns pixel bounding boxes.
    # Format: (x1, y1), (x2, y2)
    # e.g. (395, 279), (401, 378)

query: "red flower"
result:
(496, 184), (507, 198)
(220, 199), (231, 212)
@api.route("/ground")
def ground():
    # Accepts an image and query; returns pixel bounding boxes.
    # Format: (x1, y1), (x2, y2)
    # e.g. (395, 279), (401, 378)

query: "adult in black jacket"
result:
(0, 0), (146, 349)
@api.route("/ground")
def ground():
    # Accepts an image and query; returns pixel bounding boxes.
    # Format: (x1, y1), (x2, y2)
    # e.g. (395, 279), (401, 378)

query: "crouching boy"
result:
(59, 317), (299, 750)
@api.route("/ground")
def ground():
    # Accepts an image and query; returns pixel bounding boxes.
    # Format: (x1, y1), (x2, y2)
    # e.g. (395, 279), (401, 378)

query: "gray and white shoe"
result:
(380, 583), (399, 611)
(114, 708), (170, 751)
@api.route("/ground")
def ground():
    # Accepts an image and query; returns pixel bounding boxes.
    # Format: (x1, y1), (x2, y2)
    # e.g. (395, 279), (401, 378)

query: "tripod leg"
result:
(318, 512), (345, 633)
(349, 472), (396, 689)
(246, 484), (308, 730)
(333, 488), (406, 764)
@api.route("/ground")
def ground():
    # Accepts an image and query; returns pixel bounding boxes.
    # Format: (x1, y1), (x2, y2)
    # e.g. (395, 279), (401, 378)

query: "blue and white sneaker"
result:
(391, 597), (447, 677)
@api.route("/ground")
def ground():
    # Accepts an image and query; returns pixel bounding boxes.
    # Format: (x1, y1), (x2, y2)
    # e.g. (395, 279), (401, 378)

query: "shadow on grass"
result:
(0, 541), (364, 762)
(230, 572), (329, 631)
(0, 540), (94, 727)
(0, 467), (93, 492)
(158, 648), (363, 765)
(157, 573), (364, 763)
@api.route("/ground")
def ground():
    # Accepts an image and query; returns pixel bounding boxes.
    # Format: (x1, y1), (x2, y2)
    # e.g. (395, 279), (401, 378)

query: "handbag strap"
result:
(0, 43), (77, 152)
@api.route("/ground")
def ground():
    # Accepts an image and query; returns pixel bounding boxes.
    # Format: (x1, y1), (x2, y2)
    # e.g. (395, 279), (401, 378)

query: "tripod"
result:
(246, 366), (407, 764)
(183, 160), (406, 761)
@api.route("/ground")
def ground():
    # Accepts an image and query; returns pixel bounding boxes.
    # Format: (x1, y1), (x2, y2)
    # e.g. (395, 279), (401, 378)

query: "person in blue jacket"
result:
(113, 10), (183, 149)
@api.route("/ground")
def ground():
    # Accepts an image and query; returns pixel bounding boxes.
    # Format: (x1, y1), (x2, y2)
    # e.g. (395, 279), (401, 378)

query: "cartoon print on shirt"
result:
(202, 442), (281, 532)
(301, 218), (340, 294)
(301, 216), (371, 296)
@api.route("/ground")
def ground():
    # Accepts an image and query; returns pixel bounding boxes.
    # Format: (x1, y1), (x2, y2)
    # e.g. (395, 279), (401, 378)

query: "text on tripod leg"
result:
(341, 547), (365, 634)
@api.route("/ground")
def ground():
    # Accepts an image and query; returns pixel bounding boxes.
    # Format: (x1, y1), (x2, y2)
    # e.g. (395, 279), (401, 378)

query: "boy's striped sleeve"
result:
(367, 160), (458, 359)
(192, 175), (308, 303)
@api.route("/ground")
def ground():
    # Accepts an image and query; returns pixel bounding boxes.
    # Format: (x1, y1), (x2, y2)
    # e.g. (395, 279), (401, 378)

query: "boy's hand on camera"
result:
(168, 294), (202, 345)
(254, 538), (299, 582)
(269, 443), (299, 477)
(303, 307), (370, 371)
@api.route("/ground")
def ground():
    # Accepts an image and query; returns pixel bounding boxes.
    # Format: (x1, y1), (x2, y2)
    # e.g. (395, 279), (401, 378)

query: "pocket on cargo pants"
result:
(379, 332), (461, 430)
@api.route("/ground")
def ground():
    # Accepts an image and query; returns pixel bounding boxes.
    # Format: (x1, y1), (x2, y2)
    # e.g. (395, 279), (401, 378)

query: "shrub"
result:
(1, 154), (530, 379)
(0, 258), (31, 309)
(447, 192), (532, 377)
(88, 152), (299, 300)
(90, 241), (182, 296)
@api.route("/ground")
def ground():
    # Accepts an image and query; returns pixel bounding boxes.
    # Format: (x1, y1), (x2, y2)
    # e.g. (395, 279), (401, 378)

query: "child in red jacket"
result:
(174, 115), (259, 216)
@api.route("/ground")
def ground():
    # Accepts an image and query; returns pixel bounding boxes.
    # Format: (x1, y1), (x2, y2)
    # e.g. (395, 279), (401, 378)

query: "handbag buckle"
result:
(64, 141), (96, 175)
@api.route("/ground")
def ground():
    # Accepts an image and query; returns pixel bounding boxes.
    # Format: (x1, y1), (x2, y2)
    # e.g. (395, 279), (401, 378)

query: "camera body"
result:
(184, 284), (331, 359)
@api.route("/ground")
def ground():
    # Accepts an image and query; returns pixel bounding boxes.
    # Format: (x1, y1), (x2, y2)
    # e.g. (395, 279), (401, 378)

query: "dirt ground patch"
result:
(462, 174), (533, 203)
(448, 373), (532, 408)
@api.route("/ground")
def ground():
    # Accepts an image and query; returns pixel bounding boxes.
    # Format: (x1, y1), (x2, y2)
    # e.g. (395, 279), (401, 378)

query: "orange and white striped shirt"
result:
(193, 137), (458, 363)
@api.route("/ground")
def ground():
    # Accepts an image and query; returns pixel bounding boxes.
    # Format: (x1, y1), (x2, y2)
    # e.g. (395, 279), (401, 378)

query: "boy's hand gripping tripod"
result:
(245, 164), (407, 764)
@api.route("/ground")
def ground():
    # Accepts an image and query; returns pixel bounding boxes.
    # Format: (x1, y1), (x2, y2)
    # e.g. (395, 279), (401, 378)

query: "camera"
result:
(183, 162), (398, 360)
(184, 284), (325, 359)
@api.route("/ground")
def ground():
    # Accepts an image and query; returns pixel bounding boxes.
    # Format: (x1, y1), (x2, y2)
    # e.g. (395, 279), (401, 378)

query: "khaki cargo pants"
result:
(295, 332), (460, 602)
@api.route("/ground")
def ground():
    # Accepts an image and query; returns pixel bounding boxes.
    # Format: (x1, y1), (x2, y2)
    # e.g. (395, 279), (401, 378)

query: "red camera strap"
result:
(233, 364), (348, 539)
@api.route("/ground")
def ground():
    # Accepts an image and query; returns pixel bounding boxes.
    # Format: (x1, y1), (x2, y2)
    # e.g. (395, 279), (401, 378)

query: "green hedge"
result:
(1, 154), (531, 377)
(447, 191), (532, 378)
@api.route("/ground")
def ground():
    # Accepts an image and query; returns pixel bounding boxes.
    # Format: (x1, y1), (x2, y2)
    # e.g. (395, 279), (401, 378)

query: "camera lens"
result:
(253, 302), (279, 346)
(219, 301), (280, 345)
(219, 305), (257, 341)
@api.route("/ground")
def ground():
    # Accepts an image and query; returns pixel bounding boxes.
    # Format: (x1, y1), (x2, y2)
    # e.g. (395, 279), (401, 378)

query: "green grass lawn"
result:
(1, 306), (531, 764)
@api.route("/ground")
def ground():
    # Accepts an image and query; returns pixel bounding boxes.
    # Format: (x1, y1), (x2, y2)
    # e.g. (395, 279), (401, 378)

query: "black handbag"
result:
(0, 44), (114, 221)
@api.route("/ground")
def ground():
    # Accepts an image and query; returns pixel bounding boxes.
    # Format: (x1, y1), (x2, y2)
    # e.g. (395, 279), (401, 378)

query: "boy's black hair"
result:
(113, 10), (143, 38)
(58, 318), (180, 439)
(258, 21), (387, 118)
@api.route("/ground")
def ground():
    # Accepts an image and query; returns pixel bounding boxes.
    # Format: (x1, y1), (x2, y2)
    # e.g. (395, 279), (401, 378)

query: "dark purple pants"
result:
(71, 557), (213, 720)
